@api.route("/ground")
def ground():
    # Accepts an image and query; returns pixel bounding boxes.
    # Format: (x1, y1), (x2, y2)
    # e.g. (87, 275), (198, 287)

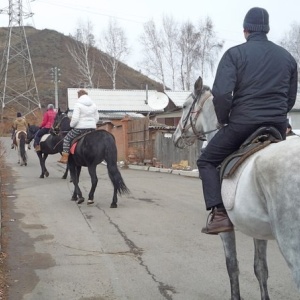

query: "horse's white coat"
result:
(173, 77), (300, 296)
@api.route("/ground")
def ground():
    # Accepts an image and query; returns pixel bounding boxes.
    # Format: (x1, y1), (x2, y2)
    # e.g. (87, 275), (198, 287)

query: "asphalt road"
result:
(0, 137), (299, 300)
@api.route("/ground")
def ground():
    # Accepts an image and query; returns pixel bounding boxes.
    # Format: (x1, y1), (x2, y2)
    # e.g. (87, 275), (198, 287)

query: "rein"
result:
(54, 115), (70, 134)
(179, 91), (217, 143)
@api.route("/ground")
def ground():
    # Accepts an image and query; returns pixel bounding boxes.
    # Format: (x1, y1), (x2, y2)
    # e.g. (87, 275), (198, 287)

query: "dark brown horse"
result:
(53, 111), (129, 207)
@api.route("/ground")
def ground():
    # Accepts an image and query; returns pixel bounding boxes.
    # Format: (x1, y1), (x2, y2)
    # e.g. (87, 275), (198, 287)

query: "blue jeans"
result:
(34, 128), (50, 147)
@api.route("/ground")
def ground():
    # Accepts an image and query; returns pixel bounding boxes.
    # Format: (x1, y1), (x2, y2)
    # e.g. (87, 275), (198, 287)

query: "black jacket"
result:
(212, 32), (298, 125)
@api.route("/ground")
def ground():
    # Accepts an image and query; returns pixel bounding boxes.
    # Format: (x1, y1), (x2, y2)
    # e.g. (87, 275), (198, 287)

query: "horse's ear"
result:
(57, 108), (61, 114)
(194, 77), (203, 95)
(65, 107), (69, 114)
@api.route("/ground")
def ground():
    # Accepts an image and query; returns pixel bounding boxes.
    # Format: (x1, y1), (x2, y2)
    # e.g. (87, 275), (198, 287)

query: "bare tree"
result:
(196, 17), (224, 79)
(139, 19), (167, 89)
(98, 18), (129, 89)
(139, 16), (222, 91)
(162, 15), (180, 90)
(67, 20), (96, 88)
(280, 22), (300, 84)
(177, 21), (201, 90)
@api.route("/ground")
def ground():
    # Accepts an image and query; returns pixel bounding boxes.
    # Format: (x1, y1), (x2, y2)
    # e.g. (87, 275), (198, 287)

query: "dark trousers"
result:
(197, 122), (287, 210)
(34, 128), (50, 147)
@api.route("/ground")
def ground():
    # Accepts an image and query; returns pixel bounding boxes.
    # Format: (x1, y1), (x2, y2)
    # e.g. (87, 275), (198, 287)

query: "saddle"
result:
(220, 126), (283, 180)
(70, 129), (95, 154)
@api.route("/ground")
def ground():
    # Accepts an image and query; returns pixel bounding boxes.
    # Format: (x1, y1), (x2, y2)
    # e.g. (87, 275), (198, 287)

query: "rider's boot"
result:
(58, 152), (69, 164)
(201, 207), (234, 235)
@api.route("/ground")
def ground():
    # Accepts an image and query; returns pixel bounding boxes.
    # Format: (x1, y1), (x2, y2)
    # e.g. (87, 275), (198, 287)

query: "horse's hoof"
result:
(77, 198), (85, 204)
(87, 200), (94, 205)
(45, 172), (49, 177)
(110, 203), (118, 208)
(39, 175), (44, 179)
(71, 197), (77, 201)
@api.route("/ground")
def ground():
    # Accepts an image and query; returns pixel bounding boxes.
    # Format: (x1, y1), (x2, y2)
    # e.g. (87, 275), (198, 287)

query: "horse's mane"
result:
(202, 85), (212, 93)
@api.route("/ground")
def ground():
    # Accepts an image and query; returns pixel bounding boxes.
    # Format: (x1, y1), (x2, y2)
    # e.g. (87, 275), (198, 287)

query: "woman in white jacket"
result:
(58, 89), (99, 164)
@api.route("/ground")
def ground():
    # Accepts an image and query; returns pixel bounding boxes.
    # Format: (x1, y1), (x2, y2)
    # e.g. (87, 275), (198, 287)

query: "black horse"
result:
(26, 109), (70, 179)
(54, 111), (129, 208)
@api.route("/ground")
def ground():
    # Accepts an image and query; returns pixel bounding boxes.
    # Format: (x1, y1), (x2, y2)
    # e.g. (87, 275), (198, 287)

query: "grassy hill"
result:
(0, 26), (163, 113)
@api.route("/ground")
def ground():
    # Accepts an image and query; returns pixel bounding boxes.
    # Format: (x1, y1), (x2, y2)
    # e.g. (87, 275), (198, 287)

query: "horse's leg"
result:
(36, 152), (45, 178)
(219, 231), (241, 300)
(70, 164), (83, 203)
(253, 239), (270, 300)
(87, 165), (98, 205)
(111, 187), (118, 208)
(17, 146), (21, 164)
(42, 153), (49, 177)
(68, 162), (78, 200)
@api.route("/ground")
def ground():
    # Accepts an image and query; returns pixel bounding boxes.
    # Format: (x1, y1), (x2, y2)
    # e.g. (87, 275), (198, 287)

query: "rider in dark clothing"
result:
(197, 7), (298, 235)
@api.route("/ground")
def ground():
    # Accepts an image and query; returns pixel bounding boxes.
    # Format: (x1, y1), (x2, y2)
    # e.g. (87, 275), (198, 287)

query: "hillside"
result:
(0, 26), (163, 112)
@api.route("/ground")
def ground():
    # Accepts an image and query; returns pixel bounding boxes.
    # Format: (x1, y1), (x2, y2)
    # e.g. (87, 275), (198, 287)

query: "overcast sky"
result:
(0, 0), (298, 87)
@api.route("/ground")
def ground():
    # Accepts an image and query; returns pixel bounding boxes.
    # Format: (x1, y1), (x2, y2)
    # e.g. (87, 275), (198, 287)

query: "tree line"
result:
(68, 16), (300, 91)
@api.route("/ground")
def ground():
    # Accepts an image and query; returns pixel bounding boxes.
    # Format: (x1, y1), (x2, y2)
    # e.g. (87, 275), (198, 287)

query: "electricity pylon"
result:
(0, 0), (41, 120)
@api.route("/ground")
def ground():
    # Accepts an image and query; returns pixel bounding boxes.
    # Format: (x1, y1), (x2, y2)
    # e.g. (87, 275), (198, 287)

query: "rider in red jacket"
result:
(34, 104), (57, 151)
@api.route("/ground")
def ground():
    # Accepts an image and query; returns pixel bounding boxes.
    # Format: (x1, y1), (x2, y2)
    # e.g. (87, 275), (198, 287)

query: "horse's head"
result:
(26, 124), (40, 143)
(173, 76), (217, 149)
(53, 108), (71, 134)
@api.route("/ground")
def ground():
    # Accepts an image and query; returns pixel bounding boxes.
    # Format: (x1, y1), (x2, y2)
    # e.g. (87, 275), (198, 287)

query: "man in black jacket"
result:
(197, 7), (298, 235)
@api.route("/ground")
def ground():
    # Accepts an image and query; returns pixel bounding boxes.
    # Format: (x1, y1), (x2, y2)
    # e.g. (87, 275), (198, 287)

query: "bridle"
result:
(178, 89), (218, 145)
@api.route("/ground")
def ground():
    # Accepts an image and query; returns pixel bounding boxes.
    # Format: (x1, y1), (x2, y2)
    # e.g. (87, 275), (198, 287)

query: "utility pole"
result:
(0, 0), (41, 119)
(50, 67), (61, 109)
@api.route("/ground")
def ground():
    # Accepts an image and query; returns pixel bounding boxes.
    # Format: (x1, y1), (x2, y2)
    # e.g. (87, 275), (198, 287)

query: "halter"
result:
(178, 89), (217, 146)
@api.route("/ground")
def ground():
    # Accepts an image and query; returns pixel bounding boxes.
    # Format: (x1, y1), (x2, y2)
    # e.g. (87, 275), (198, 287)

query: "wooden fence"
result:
(99, 116), (203, 169)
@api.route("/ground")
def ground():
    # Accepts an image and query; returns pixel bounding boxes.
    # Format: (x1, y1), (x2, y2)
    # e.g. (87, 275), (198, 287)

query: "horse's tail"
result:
(107, 164), (130, 195)
(20, 133), (27, 163)
(106, 145), (130, 195)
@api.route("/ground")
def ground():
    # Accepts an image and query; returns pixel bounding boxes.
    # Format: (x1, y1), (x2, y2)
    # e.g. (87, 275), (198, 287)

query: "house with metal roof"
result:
(67, 88), (192, 126)
(67, 88), (165, 116)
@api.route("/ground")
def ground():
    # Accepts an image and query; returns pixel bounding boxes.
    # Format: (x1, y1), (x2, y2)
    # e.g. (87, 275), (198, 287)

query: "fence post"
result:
(121, 115), (130, 163)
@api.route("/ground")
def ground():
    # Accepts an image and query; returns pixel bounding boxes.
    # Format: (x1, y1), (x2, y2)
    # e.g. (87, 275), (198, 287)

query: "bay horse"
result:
(173, 76), (300, 299)
(26, 109), (69, 179)
(13, 130), (28, 166)
(54, 112), (129, 208)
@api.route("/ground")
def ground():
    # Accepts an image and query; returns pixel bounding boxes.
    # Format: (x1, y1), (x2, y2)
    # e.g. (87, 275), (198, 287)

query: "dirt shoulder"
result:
(0, 143), (13, 300)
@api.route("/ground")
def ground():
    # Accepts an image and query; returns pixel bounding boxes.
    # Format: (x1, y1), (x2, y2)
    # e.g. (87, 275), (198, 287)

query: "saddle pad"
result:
(40, 134), (51, 142)
(70, 142), (77, 154)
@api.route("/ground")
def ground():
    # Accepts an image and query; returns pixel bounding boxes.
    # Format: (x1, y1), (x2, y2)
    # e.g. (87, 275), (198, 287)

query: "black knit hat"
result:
(243, 7), (270, 33)
(17, 112), (21, 117)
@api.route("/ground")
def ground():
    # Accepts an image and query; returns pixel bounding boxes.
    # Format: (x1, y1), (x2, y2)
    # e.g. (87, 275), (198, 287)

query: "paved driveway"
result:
(0, 137), (299, 300)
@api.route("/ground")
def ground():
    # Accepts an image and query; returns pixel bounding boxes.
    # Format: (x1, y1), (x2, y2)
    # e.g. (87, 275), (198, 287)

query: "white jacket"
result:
(70, 94), (99, 129)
